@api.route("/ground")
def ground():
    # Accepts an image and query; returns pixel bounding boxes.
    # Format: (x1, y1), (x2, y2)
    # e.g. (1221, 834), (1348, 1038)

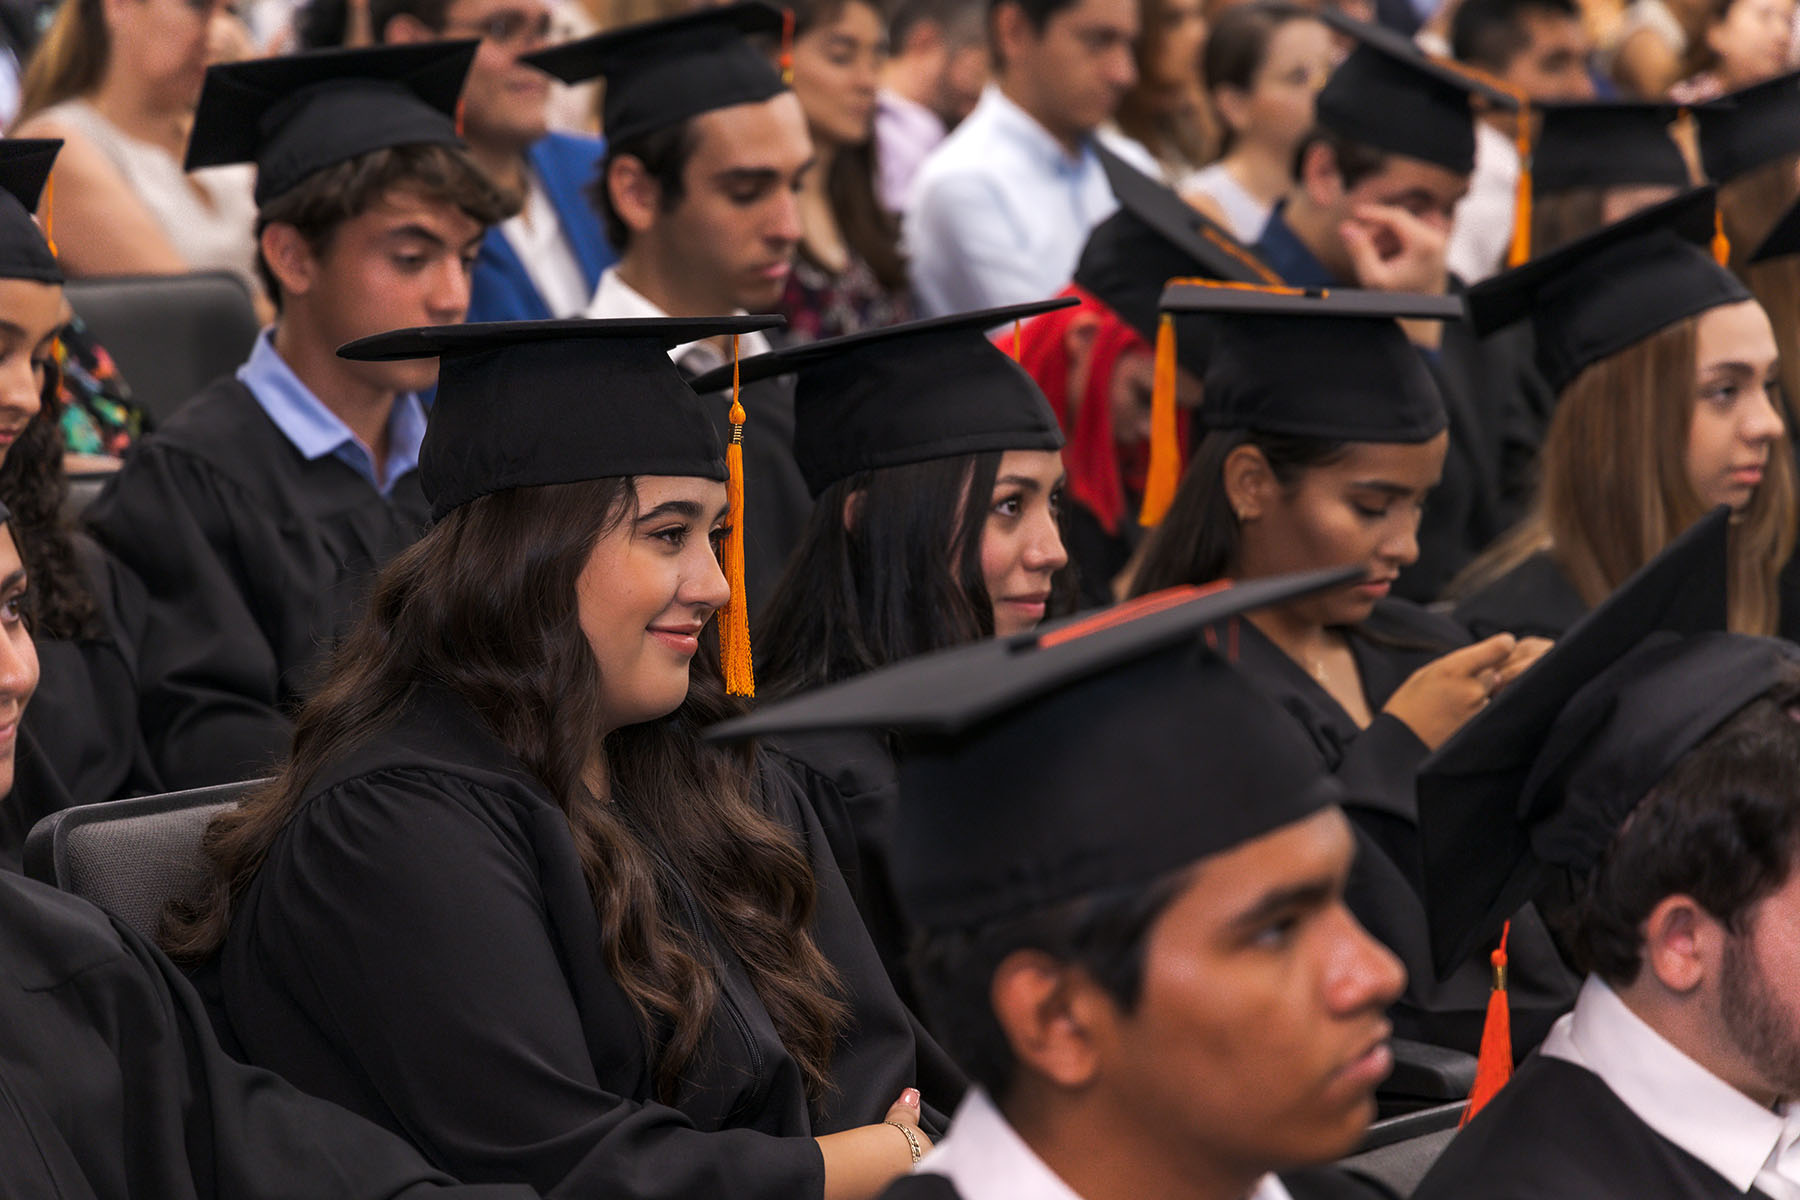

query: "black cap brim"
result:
(339, 314), (787, 362)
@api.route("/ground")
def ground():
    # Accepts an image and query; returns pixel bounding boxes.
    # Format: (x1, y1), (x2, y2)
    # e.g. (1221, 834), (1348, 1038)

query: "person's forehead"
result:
(1152, 809), (1354, 931)
(444, 0), (549, 24)
(1055, 0), (1141, 32)
(689, 94), (812, 166)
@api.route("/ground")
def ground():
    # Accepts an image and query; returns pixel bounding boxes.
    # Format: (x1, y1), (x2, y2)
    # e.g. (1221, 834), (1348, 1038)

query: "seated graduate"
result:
(707, 572), (1411, 1200)
(1452, 188), (1794, 643)
(83, 43), (514, 790)
(1013, 146), (1284, 606)
(0, 139), (158, 864)
(1127, 282), (1574, 1058)
(163, 317), (949, 1200)
(0, 500), (531, 1200)
(526, 4), (816, 620)
(1412, 518), (1800, 1199)
(689, 297), (1075, 998)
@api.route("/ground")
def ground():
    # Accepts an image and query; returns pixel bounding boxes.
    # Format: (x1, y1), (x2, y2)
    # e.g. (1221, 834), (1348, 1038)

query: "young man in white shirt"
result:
(717, 573), (1411, 1200)
(1416, 617), (1800, 1198)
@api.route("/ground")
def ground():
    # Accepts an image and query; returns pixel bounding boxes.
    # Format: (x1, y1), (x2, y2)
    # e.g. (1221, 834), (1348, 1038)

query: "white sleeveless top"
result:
(1179, 162), (1273, 244)
(39, 99), (258, 287)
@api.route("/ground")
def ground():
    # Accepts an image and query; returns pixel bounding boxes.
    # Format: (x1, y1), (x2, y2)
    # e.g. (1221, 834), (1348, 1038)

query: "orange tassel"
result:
(1713, 207), (1732, 266)
(454, 96), (467, 139)
(1137, 313), (1181, 528)
(41, 170), (55, 259)
(1011, 318), (1022, 362)
(779, 6), (794, 85)
(719, 336), (755, 697)
(1461, 920), (1513, 1127)
(1507, 104), (1532, 268)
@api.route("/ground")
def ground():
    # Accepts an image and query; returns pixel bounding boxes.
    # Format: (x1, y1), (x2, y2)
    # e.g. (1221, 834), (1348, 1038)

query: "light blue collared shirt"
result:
(904, 86), (1156, 317)
(237, 329), (426, 497)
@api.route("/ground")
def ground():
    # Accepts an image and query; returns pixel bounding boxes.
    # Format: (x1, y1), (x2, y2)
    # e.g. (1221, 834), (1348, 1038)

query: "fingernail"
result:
(902, 1088), (921, 1108)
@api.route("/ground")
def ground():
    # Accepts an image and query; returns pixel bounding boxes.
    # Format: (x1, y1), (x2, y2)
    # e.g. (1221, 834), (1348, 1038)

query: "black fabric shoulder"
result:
(0, 869), (131, 991)
(1356, 596), (1471, 655)
(876, 1173), (965, 1200)
(1453, 552), (1589, 642)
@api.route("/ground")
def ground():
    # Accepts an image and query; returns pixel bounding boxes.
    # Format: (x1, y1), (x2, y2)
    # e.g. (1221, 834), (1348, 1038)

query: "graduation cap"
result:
(688, 299), (1069, 497)
(0, 139), (62, 284)
(1160, 283), (1459, 444)
(340, 316), (784, 694)
(709, 568), (1362, 929)
(1074, 144), (1283, 346)
(1748, 191), (1800, 264)
(1532, 101), (1691, 193)
(185, 42), (476, 206)
(1696, 70), (1800, 184)
(1417, 506), (1737, 978)
(523, 2), (786, 145)
(1314, 11), (1517, 176)
(1465, 187), (1750, 394)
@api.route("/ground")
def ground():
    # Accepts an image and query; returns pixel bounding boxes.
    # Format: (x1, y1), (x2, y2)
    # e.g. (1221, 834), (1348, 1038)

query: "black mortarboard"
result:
(1160, 283), (1458, 442)
(709, 569), (1361, 929)
(1532, 101), (1690, 193)
(688, 299), (1070, 497)
(1417, 506), (1738, 976)
(1314, 12), (1516, 176)
(186, 42), (474, 206)
(1074, 144), (1283, 345)
(1466, 187), (1750, 394)
(1749, 192), (1800, 264)
(1697, 70), (1800, 183)
(0, 140), (62, 283)
(339, 316), (782, 519)
(523, 2), (786, 145)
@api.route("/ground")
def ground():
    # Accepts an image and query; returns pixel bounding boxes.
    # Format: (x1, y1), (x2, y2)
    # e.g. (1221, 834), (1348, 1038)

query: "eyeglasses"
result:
(442, 8), (555, 46)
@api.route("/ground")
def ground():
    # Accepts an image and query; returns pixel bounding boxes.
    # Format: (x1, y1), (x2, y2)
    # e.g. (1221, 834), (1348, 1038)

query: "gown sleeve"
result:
(84, 441), (293, 788)
(225, 769), (826, 1200)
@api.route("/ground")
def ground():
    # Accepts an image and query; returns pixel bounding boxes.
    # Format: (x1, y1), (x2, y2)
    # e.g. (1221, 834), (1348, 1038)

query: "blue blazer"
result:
(466, 131), (616, 323)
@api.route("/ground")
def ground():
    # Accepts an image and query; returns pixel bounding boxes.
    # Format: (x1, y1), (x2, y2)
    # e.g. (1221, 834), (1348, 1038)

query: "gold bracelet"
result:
(888, 1120), (923, 1165)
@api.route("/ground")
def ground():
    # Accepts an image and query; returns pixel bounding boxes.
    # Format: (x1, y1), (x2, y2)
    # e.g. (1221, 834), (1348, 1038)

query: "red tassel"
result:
(1461, 920), (1513, 1126)
(454, 96), (467, 139)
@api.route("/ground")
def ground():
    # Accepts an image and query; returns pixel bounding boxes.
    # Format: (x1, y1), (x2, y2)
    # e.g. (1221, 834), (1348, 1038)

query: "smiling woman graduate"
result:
(164, 317), (950, 1200)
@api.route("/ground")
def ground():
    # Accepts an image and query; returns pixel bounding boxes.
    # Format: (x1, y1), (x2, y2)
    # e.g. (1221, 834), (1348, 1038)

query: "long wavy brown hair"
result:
(162, 477), (849, 1107)
(1451, 314), (1797, 634)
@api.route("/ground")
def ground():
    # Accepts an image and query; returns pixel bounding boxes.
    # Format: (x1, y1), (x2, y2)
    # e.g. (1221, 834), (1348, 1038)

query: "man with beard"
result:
(1412, 625), (1800, 1199)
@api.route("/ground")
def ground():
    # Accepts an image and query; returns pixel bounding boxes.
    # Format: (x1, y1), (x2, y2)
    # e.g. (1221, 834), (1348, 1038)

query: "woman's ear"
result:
(840, 488), (866, 533)
(1212, 84), (1252, 138)
(1221, 443), (1275, 523)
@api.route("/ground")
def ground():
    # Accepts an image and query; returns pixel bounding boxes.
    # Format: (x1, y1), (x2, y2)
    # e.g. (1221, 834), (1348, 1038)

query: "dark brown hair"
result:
(1202, 0), (1312, 157)
(0, 362), (103, 641)
(255, 142), (516, 306)
(1114, 0), (1217, 172)
(162, 478), (849, 1106)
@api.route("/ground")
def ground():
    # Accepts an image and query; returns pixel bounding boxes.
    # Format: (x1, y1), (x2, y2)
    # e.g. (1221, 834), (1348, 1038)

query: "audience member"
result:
(874, 0), (987, 212)
(1184, 0), (1333, 242)
(716, 578), (1410, 1200)
(13, 0), (261, 293)
(1131, 281), (1573, 1059)
(1668, 0), (1793, 100)
(167, 318), (955, 1200)
(905, 0), (1148, 315)
(1454, 189), (1795, 639)
(781, 0), (913, 341)
(527, 2), (817, 617)
(1109, 0), (1213, 183)
(84, 44), (512, 789)
(1603, 0), (1709, 97)
(1446, 0), (1595, 284)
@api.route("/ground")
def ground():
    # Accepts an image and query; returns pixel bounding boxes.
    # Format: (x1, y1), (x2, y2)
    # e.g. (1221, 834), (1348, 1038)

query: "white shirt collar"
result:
(585, 266), (774, 369)
(921, 1089), (1293, 1200)
(1542, 975), (1799, 1194)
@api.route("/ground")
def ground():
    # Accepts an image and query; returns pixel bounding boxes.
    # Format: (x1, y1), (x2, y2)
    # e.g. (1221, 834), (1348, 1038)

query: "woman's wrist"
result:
(887, 1120), (923, 1167)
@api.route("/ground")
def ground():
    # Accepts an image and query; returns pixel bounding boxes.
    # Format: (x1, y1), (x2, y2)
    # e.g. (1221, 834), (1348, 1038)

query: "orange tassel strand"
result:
(1713, 207), (1732, 266)
(720, 336), (755, 697)
(1011, 319), (1022, 362)
(779, 7), (795, 85)
(1507, 103), (1532, 268)
(1138, 313), (1181, 528)
(1462, 920), (1513, 1127)
(454, 95), (467, 139)
(41, 170), (55, 259)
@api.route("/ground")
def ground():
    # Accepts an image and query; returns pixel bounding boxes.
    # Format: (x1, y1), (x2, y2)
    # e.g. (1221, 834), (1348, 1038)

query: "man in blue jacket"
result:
(379, 0), (615, 320)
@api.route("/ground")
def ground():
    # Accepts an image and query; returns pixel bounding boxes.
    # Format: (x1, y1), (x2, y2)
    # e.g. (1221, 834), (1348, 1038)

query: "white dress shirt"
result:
(1445, 121), (1519, 286)
(921, 1088), (1295, 1200)
(1542, 975), (1800, 1199)
(585, 267), (774, 373)
(499, 168), (593, 318)
(903, 87), (1156, 318)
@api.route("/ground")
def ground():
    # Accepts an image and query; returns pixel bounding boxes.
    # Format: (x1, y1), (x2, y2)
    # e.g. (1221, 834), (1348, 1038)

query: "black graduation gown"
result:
(0, 868), (533, 1199)
(678, 367), (814, 623)
(766, 730), (915, 1004)
(879, 1165), (1397, 1200)
(83, 379), (431, 789)
(217, 686), (959, 1200)
(1217, 600), (1577, 1056)
(1453, 552), (1588, 642)
(1414, 1055), (1776, 1200)
(3, 538), (162, 869)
